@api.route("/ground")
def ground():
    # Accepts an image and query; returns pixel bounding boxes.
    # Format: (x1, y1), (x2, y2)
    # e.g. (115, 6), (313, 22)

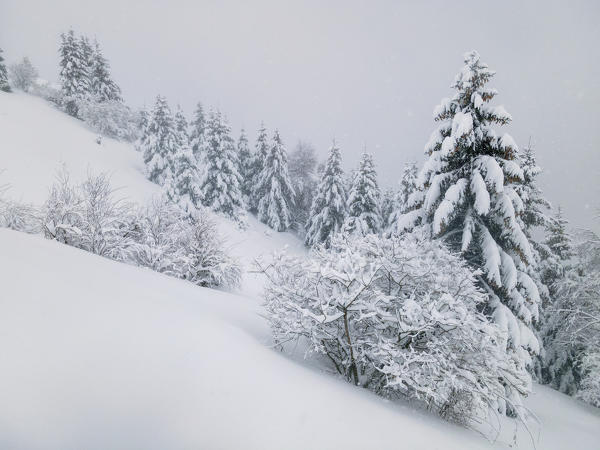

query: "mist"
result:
(2, 0), (598, 231)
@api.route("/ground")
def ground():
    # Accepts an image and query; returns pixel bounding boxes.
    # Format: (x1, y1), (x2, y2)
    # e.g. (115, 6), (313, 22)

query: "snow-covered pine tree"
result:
(8, 57), (38, 91)
(167, 106), (201, 212)
(388, 161), (418, 235)
(189, 102), (206, 161)
(342, 152), (381, 236)
(288, 141), (318, 233)
(256, 130), (295, 231)
(0, 48), (12, 92)
(142, 95), (178, 185)
(237, 129), (254, 207)
(90, 39), (122, 102)
(198, 109), (245, 220)
(379, 188), (397, 230)
(398, 51), (541, 413)
(304, 142), (347, 247)
(249, 123), (269, 213)
(59, 30), (90, 117)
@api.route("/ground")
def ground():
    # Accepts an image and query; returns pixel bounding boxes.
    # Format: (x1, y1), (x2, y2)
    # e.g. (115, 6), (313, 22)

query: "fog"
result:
(1, 0), (598, 231)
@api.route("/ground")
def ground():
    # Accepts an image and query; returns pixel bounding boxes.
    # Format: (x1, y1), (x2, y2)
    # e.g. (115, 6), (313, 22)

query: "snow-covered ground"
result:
(0, 91), (599, 449)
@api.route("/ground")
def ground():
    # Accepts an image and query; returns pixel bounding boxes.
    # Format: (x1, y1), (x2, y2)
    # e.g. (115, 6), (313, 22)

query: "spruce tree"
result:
(189, 102), (206, 161)
(142, 95), (178, 185)
(379, 188), (396, 230)
(168, 106), (201, 211)
(388, 162), (418, 235)
(237, 129), (254, 207)
(249, 123), (269, 212)
(199, 110), (245, 219)
(90, 39), (122, 102)
(0, 48), (11, 92)
(59, 30), (90, 117)
(256, 130), (295, 231)
(304, 142), (347, 247)
(400, 51), (540, 412)
(541, 207), (578, 393)
(342, 152), (381, 236)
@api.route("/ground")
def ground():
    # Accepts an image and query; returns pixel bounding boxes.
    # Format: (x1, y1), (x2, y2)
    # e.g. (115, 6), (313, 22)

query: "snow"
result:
(1, 91), (599, 449)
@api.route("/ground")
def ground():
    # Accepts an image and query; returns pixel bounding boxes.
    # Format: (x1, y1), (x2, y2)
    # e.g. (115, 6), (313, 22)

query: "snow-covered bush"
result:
(130, 197), (241, 289)
(78, 99), (141, 142)
(42, 169), (133, 260)
(0, 199), (40, 234)
(261, 231), (530, 422)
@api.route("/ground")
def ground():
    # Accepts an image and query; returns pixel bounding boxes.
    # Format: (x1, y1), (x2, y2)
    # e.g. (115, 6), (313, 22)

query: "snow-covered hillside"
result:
(0, 91), (599, 449)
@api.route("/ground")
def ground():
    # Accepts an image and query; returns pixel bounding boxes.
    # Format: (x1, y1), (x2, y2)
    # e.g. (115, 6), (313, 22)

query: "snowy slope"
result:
(0, 91), (599, 449)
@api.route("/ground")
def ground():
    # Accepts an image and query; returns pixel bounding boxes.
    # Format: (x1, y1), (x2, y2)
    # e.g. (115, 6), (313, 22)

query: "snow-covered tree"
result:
(342, 152), (381, 236)
(142, 95), (178, 185)
(261, 231), (530, 422)
(90, 39), (122, 102)
(0, 48), (10, 92)
(77, 100), (141, 142)
(8, 57), (38, 91)
(59, 30), (90, 116)
(387, 162), (418, 235)
(249, 123), (270, 212)
(165, 106), (201, 211)
(543, 229), (600, 404)
(379, 188), (397, 230)
(288, 141), (318, 233)
(256, 130), (295, 231)
(198, 110), (245, 220)
(304, 142), (347, 247)
(237, 129), (254, 206)
(397, 51), (541, 412)
(189, 102), (206, 160)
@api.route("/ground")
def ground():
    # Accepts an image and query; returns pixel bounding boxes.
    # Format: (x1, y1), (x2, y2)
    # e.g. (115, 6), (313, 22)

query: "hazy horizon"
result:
(2, 0), (598, 231)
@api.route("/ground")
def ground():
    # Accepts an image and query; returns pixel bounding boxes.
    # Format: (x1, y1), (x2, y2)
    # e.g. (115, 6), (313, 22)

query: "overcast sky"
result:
(1, 0), (598, 231)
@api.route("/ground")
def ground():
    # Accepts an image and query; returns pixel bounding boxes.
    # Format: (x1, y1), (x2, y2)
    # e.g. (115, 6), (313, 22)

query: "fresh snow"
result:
(0, 90), (599, 449)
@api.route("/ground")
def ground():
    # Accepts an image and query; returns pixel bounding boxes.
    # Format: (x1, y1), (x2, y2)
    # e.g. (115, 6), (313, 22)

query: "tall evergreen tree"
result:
(541, 207), (578, 393)
(142, 95), (178, 185)
(399, 51), (540, 413)
(388, 162), (418, 235)
(0, 48), (11, 92)
(248, 123), (270, 213)
(189, 102), (206, 161)
(199, 110), (245, 219)
(90, 39), (122, 102)
(167, 106), (201, 211)
(342, 152), (381, 236)
(288, 141), (318, 233)
(237, 129), (254, 207)
(304, 142), (347, 247)
(59, 29), (90, 116)
(256, 130), (295, 231)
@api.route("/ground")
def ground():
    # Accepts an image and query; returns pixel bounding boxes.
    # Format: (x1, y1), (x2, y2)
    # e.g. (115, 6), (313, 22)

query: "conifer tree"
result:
(142, 95), (178, 185)
(249, 123), (270, 213)
(342, 152), (381, 236)
(90, 39), (122, 102)
(379, 188), (396, 230)
(8, 56), (38, 91)
(304, 142), (347, 247)
(541, 207), (578, 393)
(168, 106), (201, 211)
(237, 129), (254, 207)
(0, 48), (12, 92)
(199, 110), (245, 219)
(388, 162), (418, 235)
(189, 102), (206, 160)
(256, 130), (295, 231)
(398, 51), (540, 412)
(59, 30), (90, 116)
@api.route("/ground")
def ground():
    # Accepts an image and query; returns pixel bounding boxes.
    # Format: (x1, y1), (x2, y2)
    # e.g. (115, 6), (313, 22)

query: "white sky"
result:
(1, 0), (598, 231)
